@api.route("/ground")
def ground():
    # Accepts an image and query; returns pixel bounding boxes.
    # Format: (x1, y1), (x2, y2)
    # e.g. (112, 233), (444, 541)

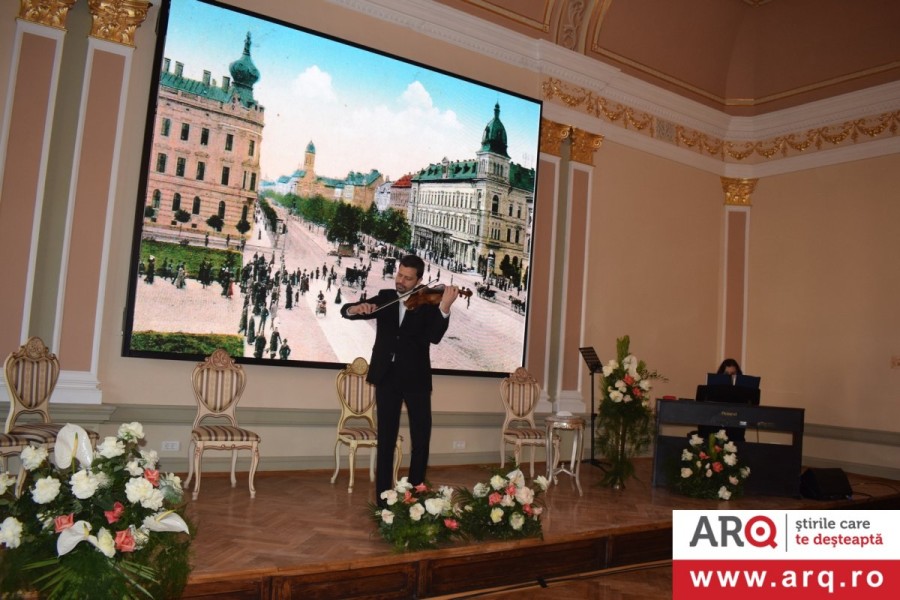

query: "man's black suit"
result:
(341, 288), (449, 497)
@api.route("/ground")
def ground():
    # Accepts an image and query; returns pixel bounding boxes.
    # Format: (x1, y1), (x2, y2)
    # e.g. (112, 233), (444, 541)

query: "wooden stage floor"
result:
(180, 459), (900, 599)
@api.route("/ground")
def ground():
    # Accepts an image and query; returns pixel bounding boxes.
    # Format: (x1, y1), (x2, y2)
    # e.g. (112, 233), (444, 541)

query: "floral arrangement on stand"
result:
(673, 430), (750, 500)
(370, 477), (457, 552)
(0, 422), (193, 600)
(370, 468), (548, 551)
(596, 336), (664, 489)
(454, 468), (548, 542)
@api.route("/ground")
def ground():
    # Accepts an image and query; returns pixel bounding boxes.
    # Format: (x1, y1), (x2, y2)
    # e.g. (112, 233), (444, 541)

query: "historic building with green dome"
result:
(409, 103), (534, 283)
(143, 32), (265, 240)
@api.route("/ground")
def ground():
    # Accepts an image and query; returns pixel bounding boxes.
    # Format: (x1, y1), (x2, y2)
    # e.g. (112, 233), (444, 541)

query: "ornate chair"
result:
(331, 357), (401, 493)
(500, 367), (556, 477)
(0, 432), (29, 475)
(4, 336), (98, 451)
(185, 349), (260, 500)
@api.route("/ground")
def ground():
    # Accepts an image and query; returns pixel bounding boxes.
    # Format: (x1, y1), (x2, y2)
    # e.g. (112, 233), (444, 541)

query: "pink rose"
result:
(144, 468), (160, 486)
(443, 518), (459, 531)
(523, 504), (533, 516)
(699, 451), (708, 460)
(632, 388), (642, 398)
(488, 492), (503, 506)
(54, 513), (74, 532)
(414, 483), (428, 493)
(105, 501), (125, 524)
(403, 490), (415, 504)
(712, 462), (724, 473)
(506, 484), (516, 496)
(115, 528), (136, 552)
(624, 375), (635, 385)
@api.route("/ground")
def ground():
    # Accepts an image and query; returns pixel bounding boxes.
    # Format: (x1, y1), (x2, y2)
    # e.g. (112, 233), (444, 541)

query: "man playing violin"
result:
(341, 254), (459, 506)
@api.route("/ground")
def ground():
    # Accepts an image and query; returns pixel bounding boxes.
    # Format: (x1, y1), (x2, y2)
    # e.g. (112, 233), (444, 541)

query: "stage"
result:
(180, 459), (900, 599)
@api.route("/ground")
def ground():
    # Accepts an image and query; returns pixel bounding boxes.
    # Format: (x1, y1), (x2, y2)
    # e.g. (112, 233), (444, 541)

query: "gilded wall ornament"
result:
(721, 177), (757, 206)
(87, 0), (152, 47)
(544, 77), (900, 165)
(569, 127), (603, 165)
(18, 0), (77, 30)
(539, 118), (571, 157)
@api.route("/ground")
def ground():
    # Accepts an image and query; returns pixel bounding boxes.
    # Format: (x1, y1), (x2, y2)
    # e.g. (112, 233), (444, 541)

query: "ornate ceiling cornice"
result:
(331, 0), (900, 177)
(543, 77), (900, 165)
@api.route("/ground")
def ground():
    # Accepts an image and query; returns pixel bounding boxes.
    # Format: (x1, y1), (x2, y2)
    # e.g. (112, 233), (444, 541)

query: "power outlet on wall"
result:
(161, 441), (180, 452)
(452, 440), (466, 450)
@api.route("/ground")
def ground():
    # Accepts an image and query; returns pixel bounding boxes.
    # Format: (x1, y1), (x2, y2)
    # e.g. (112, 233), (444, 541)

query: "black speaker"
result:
(800, 468), (852, 500)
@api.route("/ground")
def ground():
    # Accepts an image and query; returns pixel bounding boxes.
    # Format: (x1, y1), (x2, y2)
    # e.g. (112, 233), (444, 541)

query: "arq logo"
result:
(689, 515), (778, 548)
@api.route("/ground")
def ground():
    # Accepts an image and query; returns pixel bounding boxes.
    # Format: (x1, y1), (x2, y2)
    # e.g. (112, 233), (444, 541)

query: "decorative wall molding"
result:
(568, 127), (603, 165)
(538, 118), (570, 157)
(721, 177), (757, 207)
(18, 0), (77, 30)
(86, 0), (152, 47)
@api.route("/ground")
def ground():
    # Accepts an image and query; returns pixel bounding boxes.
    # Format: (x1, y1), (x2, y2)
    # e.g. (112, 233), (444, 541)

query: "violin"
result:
(403, 285), (473, 310)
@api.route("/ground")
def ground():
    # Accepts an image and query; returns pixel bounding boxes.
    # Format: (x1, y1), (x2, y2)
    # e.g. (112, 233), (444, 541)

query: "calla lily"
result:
(54, 424), (94, 470)
(142, 510), (190, 534)
(57, 520), (96, 556)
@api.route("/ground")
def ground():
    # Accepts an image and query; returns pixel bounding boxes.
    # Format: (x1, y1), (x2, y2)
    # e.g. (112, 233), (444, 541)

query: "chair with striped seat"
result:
(0, 432), (30, 476)
(4, 336), (98, 461)
(185, 349), (259, 500)
(500, 367), (557, 477)
(330, 357), (401, 493)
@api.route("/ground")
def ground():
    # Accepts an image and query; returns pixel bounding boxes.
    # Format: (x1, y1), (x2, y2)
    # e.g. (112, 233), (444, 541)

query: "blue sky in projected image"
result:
(163, 0), (542, 184)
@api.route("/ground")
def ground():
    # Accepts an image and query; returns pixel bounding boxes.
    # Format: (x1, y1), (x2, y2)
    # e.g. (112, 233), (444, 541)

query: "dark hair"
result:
(716, 358), (742, 375)
(399, 254), (425, 279)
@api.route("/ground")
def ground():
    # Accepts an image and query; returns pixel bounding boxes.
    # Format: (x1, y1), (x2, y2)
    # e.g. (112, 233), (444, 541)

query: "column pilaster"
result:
(0, 0), (76, 354)
(52, 0), (150, 402)
(720, 176), (757, 368)
(531, 119), (602, 414)
(555, 127), (602, 413)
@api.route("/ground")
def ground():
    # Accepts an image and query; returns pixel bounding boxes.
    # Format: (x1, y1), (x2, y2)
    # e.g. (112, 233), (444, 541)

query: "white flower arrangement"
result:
(0, 422), (193, 599)
(674, 429), (750, 500)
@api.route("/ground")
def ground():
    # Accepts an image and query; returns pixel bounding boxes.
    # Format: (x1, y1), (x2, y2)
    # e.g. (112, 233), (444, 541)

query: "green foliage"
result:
(235, 218), (251, 235)
(376, 208), (411, 248)
(129, 331), (244, 356)
(205, 214), (224, 232)
(173, 209), (191, 224)
(257, 197), (278, 232)
(138, 240), (240, 280)
(326, 202), (362, 245)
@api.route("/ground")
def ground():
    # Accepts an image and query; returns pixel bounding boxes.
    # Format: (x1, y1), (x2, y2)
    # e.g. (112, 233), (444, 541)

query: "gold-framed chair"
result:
(4, 336), (98, 451)
(331, 357), (401, 493)
(500, 366), (556, 477)
(184, 349), (260, 500)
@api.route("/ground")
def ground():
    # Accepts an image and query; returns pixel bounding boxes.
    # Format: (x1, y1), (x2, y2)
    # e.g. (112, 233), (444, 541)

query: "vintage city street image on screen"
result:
(125, 0), (541, 375)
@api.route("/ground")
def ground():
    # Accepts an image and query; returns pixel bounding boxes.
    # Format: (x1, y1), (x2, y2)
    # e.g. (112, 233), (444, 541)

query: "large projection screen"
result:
(123, 0), (542, 376)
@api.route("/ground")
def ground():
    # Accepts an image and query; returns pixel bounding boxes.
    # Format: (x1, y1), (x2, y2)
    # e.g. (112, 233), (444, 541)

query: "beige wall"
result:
(2, 0), (898, 479)
(748, 154), (900, 470)
(584, 141), (724, 397)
